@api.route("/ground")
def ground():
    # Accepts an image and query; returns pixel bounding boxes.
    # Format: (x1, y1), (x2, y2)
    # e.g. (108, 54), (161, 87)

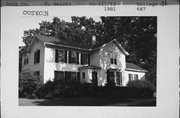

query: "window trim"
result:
(34, 49), (40, 64)
(24, 54), (29, 65)
(55, 49), (67, 63)
(128, 74), (133, 81)
(82, 72), (85, 78)
(69, 50), (79, 64)
(81, 53), (89, 65)
(54, 71), (65, 82)
(110, 53), (117, 65)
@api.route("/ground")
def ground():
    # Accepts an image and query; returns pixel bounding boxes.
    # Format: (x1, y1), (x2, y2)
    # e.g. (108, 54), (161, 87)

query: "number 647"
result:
(137, 7), (146, 11)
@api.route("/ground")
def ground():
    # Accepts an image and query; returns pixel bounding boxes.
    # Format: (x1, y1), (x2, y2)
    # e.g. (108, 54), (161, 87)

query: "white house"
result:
(20, 34), (147, 86)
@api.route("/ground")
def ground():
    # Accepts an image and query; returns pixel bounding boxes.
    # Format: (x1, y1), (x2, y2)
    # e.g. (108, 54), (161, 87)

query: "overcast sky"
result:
(19, 16), (101, 46)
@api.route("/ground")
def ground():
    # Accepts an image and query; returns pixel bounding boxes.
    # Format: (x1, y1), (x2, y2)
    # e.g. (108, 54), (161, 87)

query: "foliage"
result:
(19, 72), (42, 98)
(22, 16), (157, 87)
(127, 79), (156, 91)
(36, 79), (85, 98)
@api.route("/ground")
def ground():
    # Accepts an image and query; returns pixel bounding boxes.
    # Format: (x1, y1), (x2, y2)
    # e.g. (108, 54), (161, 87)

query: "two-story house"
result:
(20, 34), (147, 86)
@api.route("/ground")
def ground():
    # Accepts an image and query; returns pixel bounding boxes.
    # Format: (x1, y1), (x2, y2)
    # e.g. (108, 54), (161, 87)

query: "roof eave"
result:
(125, 68), (148, 73)
(44, 42), (91, 51)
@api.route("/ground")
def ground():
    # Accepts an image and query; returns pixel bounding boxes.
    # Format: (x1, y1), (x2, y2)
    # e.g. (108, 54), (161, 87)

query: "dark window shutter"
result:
(65, 50), (67, 63)
(114, 59), (117, 65)
(88, 54), (90, 65)
(111, 58), (113, 64)
(77, 72), (80, 83)
(81, 53), (83, 65)
(76, 52), (79, 64)
(34, 52), (36, 64)
(37, 50), (40, 63)
(69, 51), (71, 63)
(55, 49), (58, 62)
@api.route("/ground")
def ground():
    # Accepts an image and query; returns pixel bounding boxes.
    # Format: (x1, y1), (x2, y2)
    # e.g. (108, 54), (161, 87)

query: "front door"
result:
(92, 71), (98, 86)
(107, 70), (115, 86)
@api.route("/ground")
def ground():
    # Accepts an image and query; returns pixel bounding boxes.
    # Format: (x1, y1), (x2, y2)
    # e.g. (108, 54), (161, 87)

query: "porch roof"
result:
(126, 63), (148, 72)
(79, 65), (101, 70)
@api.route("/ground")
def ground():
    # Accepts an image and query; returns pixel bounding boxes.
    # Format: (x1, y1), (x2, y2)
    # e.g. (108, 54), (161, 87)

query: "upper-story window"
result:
(55, 49), (67, 63)
(24, 54), (29, 65)
(81, 53), (88, 65)
(110, 53), (117, 65)
(34, 49), (40, 64)
(69, 51), (79, 64)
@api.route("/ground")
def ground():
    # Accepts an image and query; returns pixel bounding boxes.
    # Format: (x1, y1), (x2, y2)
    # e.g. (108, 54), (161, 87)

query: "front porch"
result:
(79, 66), (123, 86)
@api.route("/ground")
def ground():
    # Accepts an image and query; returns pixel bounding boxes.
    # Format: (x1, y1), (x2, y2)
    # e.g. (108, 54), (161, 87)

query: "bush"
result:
(127, 79), (156, 91)
(19, 72), (42, 98)
(35, 79), (83, 98)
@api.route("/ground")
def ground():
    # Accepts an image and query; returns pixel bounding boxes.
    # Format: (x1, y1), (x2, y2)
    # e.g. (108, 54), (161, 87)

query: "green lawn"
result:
(19, 96), (156, 106)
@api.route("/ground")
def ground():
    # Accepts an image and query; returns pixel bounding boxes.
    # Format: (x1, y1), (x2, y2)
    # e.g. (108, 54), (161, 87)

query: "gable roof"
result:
(23, 34), (129, 55)
(126, 63), (148, 72)
(35, 34), (92, 50)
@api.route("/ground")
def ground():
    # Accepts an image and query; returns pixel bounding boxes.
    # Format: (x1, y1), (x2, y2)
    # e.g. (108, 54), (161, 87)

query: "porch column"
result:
(79, 53), (81, 65)
(67, 51), (69, 63)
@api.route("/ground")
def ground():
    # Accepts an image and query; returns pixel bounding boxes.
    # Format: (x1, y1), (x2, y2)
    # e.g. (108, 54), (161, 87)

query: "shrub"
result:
(19, 72), (42, 98)
(35, 80), (55, 98)
(127, 79), (156, 92)
(36, 79), (83, 98)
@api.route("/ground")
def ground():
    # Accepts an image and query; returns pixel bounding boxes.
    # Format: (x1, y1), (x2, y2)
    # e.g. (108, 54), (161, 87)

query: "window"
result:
(110, 53), (117, 65)
(24, 54), (29, 65)
(128, 74), (133, 81)
(34, 50), (40, 64)
(81, 53), (88, 65)
(54, 71), (65, 81)
(82, 72), (85, 78)
(65, 71), (77, 83)
(129, 74), (138, 81)
(110, 58), (113, 64)
(71, 72), (77, 80)
(134, 74), (138, 80)
(55, 49), (67, 63)
(33, 71), (40, 76)
(69, 51), (79, 64)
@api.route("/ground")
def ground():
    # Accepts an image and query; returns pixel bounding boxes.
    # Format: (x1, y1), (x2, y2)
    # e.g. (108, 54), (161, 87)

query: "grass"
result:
(19, 96), (156, 106)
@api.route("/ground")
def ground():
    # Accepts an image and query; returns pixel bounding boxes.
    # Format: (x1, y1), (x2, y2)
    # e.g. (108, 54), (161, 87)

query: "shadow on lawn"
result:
(32, 96), (156, 106)
(32, 96), (132, 106)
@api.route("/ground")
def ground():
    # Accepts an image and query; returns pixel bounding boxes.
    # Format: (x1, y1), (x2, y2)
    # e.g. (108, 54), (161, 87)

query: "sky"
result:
(19, 16), (101, 46)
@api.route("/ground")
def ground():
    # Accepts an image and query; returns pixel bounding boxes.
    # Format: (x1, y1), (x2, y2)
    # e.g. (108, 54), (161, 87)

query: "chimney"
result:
(92, 35), (96, 45)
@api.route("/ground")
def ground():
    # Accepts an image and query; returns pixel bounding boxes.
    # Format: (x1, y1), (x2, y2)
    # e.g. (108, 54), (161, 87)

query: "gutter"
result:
(44, 42), (90, 51)
(125, 68), (148, 72)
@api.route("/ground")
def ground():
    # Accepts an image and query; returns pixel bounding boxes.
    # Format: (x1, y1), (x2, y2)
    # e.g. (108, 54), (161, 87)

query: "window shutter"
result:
(77, 72), (80, 83)
(88, 54), (90, 65)
(69, 51), (71, 63)
(65, 50), (67, 63)
(110, 58), (113, 64)
(55, 49), (58, 62)
(34, 52), (36, 64)
(37, 50), (40, 63)
(76, 52), (79, 64)
(81, 53), (83, 65)
(114, 59), (117, 65)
